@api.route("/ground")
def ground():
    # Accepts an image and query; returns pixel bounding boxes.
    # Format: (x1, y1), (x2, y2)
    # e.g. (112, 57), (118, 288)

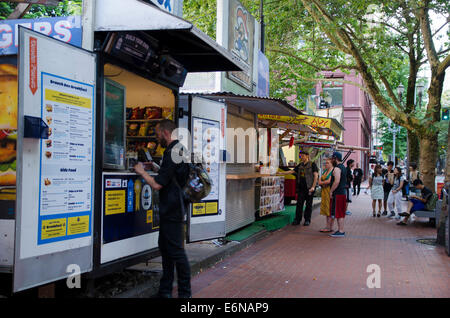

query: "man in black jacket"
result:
(134, 119), (190, 298)
(353, 163), (363, 196)
(280, 150), (319, 226)
(346, 159), (355, 203)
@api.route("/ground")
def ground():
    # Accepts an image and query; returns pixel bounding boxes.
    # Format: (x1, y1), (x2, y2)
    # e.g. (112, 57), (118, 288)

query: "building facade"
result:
(315, 71), (372, 179)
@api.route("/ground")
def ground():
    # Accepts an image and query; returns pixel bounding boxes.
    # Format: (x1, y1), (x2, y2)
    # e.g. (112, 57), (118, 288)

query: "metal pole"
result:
(82, 0), (96, 51)
(393, 127), (396, 165)
(260, 0), (265, 53)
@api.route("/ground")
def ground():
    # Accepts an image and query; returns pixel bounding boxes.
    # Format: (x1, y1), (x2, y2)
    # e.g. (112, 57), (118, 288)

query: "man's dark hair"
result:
(157, 119), (176, 134)
(387, 161), (394, 166)
(347, 159), (354, 167)
(413, 179), (423, 186)
(409, 162), (417, 170)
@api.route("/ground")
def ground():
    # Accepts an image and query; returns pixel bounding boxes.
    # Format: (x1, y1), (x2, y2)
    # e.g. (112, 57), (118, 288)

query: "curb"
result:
(114, 200), (321, 298)
(114, 228), (271, 298)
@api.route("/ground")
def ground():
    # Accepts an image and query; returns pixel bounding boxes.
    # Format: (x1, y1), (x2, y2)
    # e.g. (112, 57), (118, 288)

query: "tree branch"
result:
(437, 53), (450, 78)
(279, 56), (370, 94)
(298, 0), (353, 55)
(416, 1), (440, 70)
(268, 48), (358, 72)
(301, 0), (422, 133)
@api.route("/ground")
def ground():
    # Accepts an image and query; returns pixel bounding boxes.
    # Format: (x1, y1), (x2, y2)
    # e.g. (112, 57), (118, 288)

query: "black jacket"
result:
(154, 140), (189, 222)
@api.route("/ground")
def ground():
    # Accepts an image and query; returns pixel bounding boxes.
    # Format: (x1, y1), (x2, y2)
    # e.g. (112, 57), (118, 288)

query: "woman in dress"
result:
(318, 158), (334, 232)
(387, 167), (406, 218)
(369, 164), (384, 217)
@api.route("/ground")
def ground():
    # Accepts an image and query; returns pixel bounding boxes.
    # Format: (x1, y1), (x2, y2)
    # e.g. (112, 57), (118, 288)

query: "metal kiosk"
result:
(9, 1), (243, 294)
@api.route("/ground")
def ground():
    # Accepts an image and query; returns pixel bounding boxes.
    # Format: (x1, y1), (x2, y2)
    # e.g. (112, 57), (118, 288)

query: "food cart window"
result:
(103, 79), (126, 170)
(103, 63), (176, 170)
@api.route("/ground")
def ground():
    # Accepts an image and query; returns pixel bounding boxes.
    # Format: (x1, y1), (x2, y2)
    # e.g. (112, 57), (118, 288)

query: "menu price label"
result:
(37, 72), (94, 245)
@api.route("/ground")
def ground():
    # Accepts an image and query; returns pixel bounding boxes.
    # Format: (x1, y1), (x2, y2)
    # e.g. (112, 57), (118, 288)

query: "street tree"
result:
(225, 0), (449, 190)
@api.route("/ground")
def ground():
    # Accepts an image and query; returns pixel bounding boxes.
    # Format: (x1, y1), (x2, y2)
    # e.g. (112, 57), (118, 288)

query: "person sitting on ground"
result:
(396, 179), (433, 226)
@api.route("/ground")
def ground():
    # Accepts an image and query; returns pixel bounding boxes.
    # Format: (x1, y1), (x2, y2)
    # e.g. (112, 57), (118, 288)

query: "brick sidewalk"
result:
(191, 191), (450, 298)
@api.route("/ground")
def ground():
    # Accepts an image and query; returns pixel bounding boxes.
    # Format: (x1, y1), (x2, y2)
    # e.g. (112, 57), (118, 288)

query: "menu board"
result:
(38, 72), (94, 244)
(259, 176), (284, 217)
(192, 117), (220, 217)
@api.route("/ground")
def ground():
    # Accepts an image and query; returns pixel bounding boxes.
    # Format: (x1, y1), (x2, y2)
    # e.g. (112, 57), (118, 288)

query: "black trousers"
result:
(353, 180), (361, 195)
(158, 221), (191, 298)
(295, 189), (314, 224)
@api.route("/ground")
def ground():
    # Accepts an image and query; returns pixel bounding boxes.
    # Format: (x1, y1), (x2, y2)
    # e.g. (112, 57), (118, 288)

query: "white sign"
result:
(38, 73), (94, 244)
(192, 117), (220, 201)
(15, 27), (96, 293)
(16, 27), (96, 259)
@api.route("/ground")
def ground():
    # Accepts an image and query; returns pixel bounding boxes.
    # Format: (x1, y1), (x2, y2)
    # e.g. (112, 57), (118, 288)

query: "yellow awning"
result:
(258, 114), (344, 139)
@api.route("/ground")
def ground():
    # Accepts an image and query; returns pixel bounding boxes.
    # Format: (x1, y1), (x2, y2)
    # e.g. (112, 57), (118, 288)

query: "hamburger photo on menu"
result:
(0, 62), (18, 201)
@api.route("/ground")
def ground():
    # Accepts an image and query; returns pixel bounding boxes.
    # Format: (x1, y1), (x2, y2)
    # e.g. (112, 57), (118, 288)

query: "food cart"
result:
(181, 93), (302, 232)
(3, 0), (244, 293)
(257, 114), (345, 206)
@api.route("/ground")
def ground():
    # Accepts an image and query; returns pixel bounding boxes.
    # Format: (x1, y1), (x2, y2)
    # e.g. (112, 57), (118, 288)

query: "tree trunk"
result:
(445, 121), (450, 184)
(419, 135), (438, 190)
(408, 131), (420, 167)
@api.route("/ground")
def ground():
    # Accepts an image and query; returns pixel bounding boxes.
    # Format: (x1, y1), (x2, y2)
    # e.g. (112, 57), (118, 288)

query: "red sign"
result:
(437, 183), (444, 197)
(289, 136), (294, 148)
(29, 36), (37, 95)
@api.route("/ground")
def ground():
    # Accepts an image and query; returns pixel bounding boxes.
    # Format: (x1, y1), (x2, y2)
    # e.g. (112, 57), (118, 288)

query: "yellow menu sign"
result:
(105, 190), (126, 215)
(192, 203), (206, 216)
(68, 215), (90, 236)
(45, 88), (92, 109)
(41, 218), (67, 240)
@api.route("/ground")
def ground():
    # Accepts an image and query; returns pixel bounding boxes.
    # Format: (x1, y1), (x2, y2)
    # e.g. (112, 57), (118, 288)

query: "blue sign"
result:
(149, 0), (184, 17)
(257, 51), (270, 97)
(0, 16), (82, 56)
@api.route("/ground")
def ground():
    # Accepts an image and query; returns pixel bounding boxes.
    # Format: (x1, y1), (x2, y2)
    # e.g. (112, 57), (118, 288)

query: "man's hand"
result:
(134, 162), (146, 176)
(309, 187), (315, 194)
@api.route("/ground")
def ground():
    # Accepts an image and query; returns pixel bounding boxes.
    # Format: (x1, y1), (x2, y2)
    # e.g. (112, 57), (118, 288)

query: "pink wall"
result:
(316, 71), (372, 178)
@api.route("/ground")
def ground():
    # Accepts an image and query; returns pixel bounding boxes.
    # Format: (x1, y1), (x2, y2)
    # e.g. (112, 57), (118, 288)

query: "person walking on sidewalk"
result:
(387, 167), (405, 218)
(134, 120), (191, 298)
(345, 159), (355, 215)
(292, 150), (319, 226)
(369, 164), (384, 217)
(353, 163), (363, 196)
(329, 152), (347, 237)
(382, 161), (395, 215)
(318, 158), (334, 233)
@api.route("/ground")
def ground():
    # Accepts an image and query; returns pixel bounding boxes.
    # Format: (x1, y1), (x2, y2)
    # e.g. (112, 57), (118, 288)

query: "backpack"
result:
(181, 162), (212, 203)
(173, 150), (212, 204)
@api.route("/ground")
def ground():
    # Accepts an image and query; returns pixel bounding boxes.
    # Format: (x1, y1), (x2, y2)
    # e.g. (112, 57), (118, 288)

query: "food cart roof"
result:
(94, 0), (244, 73)
(187, 92), (303, 117)
(257, 114), (344, 140)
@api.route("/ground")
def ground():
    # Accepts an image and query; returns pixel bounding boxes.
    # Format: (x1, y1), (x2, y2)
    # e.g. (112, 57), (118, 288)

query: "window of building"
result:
(322, 80), (343, 107)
